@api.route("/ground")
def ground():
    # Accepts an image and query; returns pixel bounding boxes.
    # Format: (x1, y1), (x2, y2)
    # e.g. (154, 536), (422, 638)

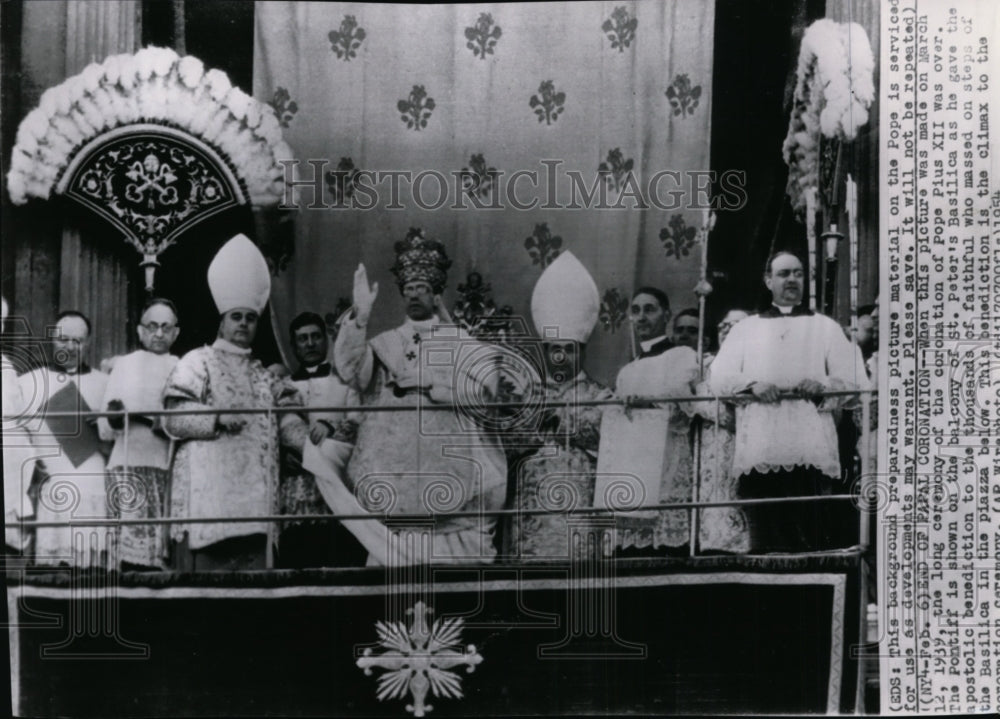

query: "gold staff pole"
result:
(845, 172), (870, 714)
(846, 173), (866, 567)
(695, 210), (716, 379)
(805, 187), (818, 311)
(688, 209), (715, 557)
(846, 174), (859, 342)
(625, 288), (638, 363)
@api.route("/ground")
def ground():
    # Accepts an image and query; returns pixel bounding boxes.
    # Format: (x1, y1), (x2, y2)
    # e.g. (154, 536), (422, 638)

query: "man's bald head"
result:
(138, 299), (179, 355)
(53, 311), (92, 372)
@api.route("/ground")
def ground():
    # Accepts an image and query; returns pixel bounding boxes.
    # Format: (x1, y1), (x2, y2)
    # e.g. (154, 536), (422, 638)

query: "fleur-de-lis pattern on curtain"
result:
(665, 74), (702, 117)
(269, 87), (298, 128)
(523, 223), (562, 268)
(599, 288), (630, 333)
(460, 153), (499, 200)
(398, 85), (436, 131)
(598, 148), (635, 193)
(659, 215), (699, 260)
(328, 15), (367, 61)
(529, 80), (566, 125)
(325, 157), (362, 206)
(256, 1), (714, 384)
(602, 6), (638, 52)
(465, 13), (502, 60)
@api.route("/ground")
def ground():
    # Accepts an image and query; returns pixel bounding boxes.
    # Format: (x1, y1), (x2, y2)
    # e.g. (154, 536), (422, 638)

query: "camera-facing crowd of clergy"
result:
(1, 230), (874, 571)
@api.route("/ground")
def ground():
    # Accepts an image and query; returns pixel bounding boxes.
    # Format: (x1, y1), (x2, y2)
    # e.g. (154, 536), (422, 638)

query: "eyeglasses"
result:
(141, 322), (177, 334)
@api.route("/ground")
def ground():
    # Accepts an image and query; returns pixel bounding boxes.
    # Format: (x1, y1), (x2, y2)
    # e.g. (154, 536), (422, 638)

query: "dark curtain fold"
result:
(10, 1), (139, 363)
(708, 0), (827, 318)
(1, 1), (24, 309)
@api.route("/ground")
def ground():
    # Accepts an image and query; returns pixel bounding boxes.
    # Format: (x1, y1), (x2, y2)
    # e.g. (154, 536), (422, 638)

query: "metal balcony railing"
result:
(2, 387), (877, 566)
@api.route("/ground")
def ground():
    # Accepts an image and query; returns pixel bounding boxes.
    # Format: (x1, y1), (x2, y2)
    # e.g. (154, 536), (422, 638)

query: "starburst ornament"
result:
(357, 601), (483, 717)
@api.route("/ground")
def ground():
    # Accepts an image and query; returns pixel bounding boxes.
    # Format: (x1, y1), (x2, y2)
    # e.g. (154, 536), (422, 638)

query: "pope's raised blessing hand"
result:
(353, 263), (379, 325)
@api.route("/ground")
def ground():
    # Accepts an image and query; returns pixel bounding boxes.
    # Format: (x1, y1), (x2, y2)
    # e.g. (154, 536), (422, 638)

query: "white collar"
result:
(405, 316), (440, 333)
(137, 348), (173, 359)
(639, 335), (668, 353)
(772, 304), (794, 315)
(212, 338), (252, 355)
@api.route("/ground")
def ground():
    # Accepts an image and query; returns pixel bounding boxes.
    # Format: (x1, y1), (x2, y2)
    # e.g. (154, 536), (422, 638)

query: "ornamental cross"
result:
(357, 601), (483, 717)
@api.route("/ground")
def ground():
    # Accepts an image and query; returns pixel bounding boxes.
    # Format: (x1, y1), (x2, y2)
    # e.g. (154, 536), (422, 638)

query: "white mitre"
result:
(530, 250), (600, 343)
(207, 233), (271, 314)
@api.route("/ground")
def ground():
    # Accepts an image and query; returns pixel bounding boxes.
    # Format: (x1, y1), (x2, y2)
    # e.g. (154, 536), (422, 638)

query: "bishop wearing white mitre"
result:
(163, 235), (309, 571)
(509, 251), (614, 560)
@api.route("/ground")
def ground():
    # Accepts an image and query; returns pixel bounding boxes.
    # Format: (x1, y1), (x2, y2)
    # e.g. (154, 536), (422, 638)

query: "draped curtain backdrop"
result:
(255, 1), (714, 384)
(18, 0), (141, 364)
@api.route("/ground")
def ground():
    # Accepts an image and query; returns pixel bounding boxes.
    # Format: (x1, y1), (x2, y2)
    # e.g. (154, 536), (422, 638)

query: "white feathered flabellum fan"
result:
(6, 47), (293, 292)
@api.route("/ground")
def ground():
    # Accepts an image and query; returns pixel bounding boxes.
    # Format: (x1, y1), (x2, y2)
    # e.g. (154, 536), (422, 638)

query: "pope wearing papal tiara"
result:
(309, 228), (508, 565)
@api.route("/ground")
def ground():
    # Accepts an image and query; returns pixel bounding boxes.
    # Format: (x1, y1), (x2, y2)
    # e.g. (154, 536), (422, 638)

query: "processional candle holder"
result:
(822, 225), (845, 262)
(819, 136), (844, 314)
(140, 254), (161, 295)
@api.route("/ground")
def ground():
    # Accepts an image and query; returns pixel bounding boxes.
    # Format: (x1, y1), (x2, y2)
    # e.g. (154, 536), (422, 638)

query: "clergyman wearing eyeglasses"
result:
(97, 297), (181, 570)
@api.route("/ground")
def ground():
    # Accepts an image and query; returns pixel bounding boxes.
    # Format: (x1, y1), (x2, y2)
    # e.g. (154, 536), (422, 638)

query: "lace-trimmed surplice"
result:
(709, 312), (869, 481)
